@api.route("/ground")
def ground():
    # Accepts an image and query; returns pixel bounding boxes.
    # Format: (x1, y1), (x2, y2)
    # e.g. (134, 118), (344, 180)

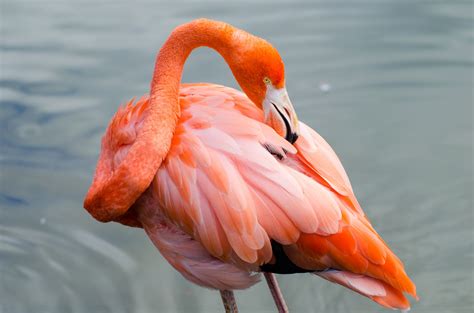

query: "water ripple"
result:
(0, 79), (77, 96)
(0, 224), (139, 313)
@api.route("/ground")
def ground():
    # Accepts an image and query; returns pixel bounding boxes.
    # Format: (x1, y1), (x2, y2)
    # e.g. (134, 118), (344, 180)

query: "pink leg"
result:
(264, 272), (289, 313)
(220, 290), (238, 313)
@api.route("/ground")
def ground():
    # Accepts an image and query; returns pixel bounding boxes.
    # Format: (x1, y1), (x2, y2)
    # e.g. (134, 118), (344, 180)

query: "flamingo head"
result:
(227, 33), (300, 143)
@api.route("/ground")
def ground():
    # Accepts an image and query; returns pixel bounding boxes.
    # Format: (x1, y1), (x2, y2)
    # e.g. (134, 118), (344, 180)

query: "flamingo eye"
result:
(263, 77), (271, 84)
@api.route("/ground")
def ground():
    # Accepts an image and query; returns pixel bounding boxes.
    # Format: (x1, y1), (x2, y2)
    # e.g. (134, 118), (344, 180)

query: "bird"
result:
(84, 18), (418, 313)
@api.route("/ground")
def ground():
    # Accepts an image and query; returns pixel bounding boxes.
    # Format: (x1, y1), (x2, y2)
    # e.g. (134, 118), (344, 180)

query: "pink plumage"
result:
(99, 83), (416, 310)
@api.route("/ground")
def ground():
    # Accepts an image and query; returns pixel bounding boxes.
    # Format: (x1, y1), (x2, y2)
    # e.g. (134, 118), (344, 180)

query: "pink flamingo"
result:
(84, 19), (417, 312)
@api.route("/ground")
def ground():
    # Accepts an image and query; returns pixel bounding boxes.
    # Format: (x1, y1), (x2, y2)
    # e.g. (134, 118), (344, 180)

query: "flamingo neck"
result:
(145, 19), (245, 161)
(150, 19), (236, 123)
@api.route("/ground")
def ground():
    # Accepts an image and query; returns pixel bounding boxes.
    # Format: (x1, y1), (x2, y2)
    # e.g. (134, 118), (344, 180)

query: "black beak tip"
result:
(286, 132), (299, 144)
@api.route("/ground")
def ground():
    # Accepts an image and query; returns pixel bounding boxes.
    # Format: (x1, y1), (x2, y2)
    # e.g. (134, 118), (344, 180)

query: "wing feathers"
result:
(149, 85), (415, 309)
(155, 85), (340, 264)
(316, 270), (411, 310)
(287, 168), (342, 235)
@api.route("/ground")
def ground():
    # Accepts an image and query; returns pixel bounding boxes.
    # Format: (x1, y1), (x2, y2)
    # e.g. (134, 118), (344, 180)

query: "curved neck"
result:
(150, 19), (238, 121)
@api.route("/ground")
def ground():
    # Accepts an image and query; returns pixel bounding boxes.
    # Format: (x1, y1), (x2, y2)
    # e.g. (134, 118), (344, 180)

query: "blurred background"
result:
(0, 0), (472, 312)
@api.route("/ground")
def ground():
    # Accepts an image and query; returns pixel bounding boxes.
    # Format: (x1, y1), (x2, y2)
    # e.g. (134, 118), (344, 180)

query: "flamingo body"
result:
(101, 83), (416, 309)
(84, 19), (417, 311)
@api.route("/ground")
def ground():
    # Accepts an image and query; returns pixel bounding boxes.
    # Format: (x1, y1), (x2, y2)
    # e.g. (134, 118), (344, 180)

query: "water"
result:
(0, 0), (472, 312)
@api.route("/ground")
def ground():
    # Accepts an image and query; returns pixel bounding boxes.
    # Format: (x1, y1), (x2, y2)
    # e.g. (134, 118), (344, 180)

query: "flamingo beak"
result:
(263, 86), (300, 144)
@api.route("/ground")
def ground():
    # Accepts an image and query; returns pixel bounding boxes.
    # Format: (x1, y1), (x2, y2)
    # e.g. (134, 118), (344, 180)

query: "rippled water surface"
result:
(1, 1), (472, 312)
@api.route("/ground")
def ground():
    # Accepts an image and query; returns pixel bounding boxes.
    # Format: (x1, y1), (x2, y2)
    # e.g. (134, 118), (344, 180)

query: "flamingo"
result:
(84, 19), (417, 312)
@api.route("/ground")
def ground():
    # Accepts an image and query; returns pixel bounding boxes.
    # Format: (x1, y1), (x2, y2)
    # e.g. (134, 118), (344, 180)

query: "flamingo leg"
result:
(264, 272), (289, 313)
(220, 290), (238, 313)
